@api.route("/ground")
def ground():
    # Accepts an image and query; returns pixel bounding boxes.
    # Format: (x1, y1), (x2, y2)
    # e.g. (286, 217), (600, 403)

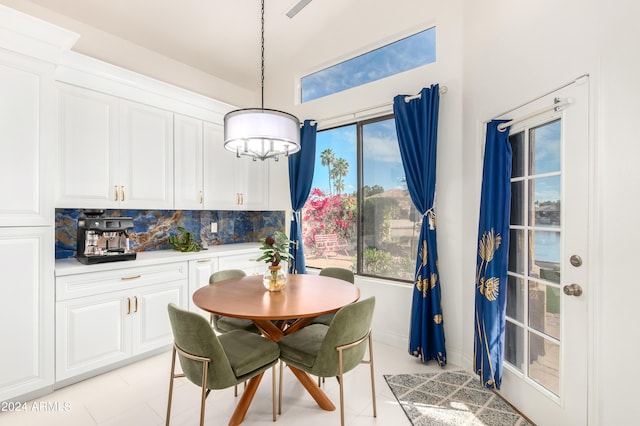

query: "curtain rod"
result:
(496, 97), (573, 131)
(311, 85), (448, 128)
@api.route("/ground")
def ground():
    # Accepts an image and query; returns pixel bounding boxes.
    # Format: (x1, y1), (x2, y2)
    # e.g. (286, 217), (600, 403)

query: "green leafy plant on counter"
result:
(169, 227), (201, 252)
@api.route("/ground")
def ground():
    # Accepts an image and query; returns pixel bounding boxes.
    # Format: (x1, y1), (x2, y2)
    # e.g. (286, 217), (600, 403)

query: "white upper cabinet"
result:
(203, 121), (270, 210)
(174, 114), (204, 210)
(119, 100), (174, 209)
(57, 85), (119, 208)
(0, 52), (56, 226)
(57, 84), (174, 209)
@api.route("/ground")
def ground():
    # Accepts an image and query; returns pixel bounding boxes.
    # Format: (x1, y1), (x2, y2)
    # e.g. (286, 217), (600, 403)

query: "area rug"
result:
(384, 370), (532, 426)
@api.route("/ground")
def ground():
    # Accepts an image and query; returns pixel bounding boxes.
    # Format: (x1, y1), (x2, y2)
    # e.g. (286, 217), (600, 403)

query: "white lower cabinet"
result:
(55, 262), (188, 382)
(187, 250), (262, 317)
(218, 251), (263, 276)
(188, 256), (219, 318)
(0, 227), (54, 402)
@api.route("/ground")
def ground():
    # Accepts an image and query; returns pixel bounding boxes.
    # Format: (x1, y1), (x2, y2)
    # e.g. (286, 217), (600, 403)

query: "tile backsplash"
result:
(56, 209), (285, 259)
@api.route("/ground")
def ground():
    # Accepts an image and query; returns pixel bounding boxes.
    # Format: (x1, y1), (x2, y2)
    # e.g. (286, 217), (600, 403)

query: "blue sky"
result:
(311, 118), (407, 194)
(302, 27), (436, 102)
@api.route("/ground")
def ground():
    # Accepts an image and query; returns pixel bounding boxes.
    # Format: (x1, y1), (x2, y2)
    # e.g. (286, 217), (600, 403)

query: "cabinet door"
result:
(0, 53), (56, 225)
(119, 100), (174, 209)
(0, 227), (54, 401)
(133, 280), (186, 354)
(218, 250), (263, 276)
(57, 84), (120, 209)
(203, 121), (270, 210)
(174, 114), (204, 209)
(55, 292), (130, 382)
(238, 158), (270, 210)
(269, 157), (291, 210)
(188, 257), (218, 318)
(203, 121), (240, 209)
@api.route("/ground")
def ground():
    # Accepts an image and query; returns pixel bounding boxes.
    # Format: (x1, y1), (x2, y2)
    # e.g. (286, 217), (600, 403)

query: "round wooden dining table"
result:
(192, 273), (360, 425)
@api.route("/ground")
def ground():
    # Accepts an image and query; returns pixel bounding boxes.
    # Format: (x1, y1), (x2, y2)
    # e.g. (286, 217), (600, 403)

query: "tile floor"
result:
(0, 341), (456, 426)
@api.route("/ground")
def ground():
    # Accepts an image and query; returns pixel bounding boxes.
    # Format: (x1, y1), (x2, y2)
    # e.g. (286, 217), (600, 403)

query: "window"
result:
(505, 119), (562, 395)
(302, 116), (420, 282)
(301, 27), (436, 103)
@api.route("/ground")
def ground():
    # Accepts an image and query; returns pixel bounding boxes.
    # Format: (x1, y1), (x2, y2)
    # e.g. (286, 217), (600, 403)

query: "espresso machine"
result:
(76, 210), (137, 264)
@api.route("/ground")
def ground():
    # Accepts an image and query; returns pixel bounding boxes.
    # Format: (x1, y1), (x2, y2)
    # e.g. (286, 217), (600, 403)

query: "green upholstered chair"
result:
(209, 269), (259, 334)
(165, 303), (280, 426)
(277, 297), (376, 426)
(311, 267), (355, 326)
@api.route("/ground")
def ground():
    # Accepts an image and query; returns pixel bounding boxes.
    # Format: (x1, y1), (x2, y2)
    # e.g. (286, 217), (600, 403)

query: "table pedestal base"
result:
(228, 372), (265, 426)
(288, 365), (336, 411)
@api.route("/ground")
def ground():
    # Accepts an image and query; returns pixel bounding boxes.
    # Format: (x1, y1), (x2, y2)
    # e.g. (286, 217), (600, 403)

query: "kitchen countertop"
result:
(55, 242), (262, 276)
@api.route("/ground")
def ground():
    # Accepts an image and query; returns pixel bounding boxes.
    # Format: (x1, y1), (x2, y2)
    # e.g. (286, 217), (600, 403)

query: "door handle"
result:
(563, 283), (583, 297)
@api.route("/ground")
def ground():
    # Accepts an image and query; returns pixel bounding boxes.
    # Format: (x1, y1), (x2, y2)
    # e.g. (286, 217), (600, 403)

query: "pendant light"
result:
(224, 0), (301, 161)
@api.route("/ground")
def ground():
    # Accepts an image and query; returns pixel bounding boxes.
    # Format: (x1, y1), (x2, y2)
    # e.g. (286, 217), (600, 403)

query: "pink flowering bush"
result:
(302, 188), (356, 253)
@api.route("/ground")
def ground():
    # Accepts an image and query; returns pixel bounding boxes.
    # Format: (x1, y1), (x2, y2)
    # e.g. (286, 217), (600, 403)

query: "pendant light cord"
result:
(261, 0), (265, 110)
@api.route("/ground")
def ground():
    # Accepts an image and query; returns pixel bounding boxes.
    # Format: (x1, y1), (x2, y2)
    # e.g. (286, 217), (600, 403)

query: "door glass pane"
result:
(508, 229), (525, 275)
(528, 333), (560, 396)
(529, 176), (561, 227)
(505, 321), (524, 371)
(507, 117), (563, 399)
(509, 131), (524, 178)
(506, 275), (524, 322)
(510, 181), (524, 226)
(528, 281), (560, 339)
(529, 230), (561, 283)
(529, 120), (561, 175)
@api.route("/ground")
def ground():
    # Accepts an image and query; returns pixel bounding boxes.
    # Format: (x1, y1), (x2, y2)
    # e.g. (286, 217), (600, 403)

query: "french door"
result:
(498, 79), (589, 425)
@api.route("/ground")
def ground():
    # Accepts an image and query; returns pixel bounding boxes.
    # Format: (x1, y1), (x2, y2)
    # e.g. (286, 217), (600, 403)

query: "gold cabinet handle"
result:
(121, 186), (125, 201)
(121, 275), (141, 281)
(115, 185), (119, 201)
(240, 193), (244, 205)
(127, 297), (131, 315)
(199, 191), (203, 204)
(197, 259), (211, 263)
(134, 296), (138, 313)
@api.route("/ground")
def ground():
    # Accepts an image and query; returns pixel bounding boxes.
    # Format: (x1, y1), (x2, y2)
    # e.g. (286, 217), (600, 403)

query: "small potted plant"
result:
(257, 230), (293, 291)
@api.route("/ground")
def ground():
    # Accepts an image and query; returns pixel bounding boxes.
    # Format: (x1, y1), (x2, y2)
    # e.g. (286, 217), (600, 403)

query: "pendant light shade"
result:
(223, 0), (301, 161)
(224, 108), (300, 161)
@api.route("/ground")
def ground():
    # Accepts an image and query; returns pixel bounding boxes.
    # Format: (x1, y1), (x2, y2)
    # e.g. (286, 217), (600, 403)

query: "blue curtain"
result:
(288, 120), (317, 274)
(394, 84), (446, 365)
(474, 120), (512, 389)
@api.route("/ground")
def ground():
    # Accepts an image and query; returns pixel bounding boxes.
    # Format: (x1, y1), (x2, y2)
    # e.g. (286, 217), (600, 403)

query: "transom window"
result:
(301, 27), (436, 103)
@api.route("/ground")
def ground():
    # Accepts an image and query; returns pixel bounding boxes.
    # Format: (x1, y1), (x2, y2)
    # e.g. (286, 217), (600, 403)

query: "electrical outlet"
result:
(210, 222), (218, 233)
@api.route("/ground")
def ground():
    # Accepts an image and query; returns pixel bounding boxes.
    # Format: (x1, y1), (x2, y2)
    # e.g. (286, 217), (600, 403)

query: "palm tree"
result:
(320, 148), (336, 195)
(331, 158), (349, 194)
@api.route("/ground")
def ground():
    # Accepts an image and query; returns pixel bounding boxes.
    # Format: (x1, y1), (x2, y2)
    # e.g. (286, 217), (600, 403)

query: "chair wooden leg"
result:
(278, 360), (284, 415)
(166, 347), (177, 426)
(272, 365), (277, 421)
(338, 349), (345, 426)
(368, 334), (377, 418)
(199, 360), (209, 426)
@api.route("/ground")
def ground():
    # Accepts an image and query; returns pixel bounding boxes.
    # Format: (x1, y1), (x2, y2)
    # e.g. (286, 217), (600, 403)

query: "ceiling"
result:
(17, 0), (354, 92)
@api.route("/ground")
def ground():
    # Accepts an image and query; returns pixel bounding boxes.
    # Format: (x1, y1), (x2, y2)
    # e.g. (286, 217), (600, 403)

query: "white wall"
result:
(269, 0), (467, 367)
(462, 1), (640, 424)
(0, 0), (256, 107)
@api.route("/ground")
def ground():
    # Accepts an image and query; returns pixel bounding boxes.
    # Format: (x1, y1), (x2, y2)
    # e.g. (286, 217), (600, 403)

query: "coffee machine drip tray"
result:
(77, 251), (137, 265)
